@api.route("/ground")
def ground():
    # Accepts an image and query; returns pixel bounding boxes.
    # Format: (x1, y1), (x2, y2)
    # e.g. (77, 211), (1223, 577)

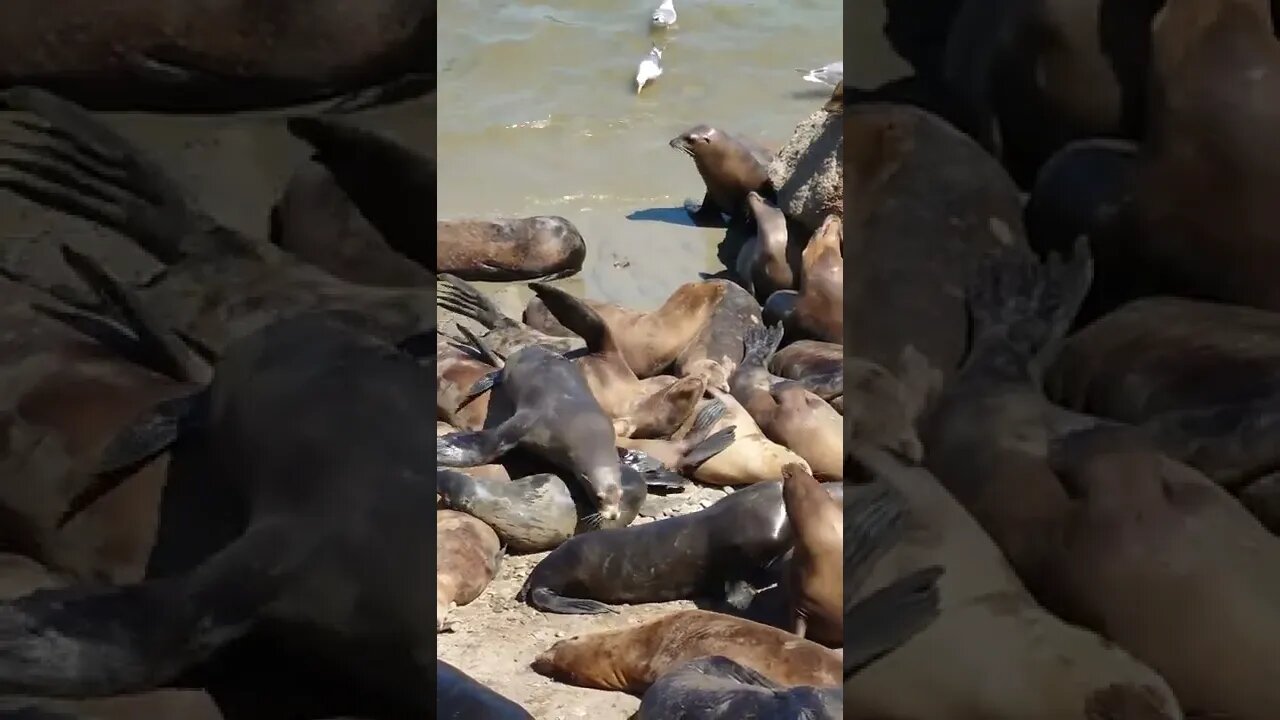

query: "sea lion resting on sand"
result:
(674, 392), (811, 487)
(436, 509), (502, 632)
(437, 660), (533, 720)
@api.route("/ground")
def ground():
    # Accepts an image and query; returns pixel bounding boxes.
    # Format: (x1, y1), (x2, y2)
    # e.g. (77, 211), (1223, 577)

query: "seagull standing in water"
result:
(636, 45), (663, 94)
(651, 0), (677, 28)
(797, 61), (843, 87)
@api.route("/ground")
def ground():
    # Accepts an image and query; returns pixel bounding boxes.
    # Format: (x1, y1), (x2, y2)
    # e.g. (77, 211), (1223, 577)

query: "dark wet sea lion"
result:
(0, 315), (438, 712)
(669, 124), (772, 226)
(436, 509), (502, 632)
(438, 660), (533, 720)
(0, 2), (433, 112)
(631, 655), (841, 720)
(1135, 0), (1280, 311)
(517, 478), (841, 614)
(437, 275), (583, 358)
(843, 445), (1181, 719)
(679, 392), (810, 486)
(844, 103), (1030, 379)
(729, 325), (842, 480)
(437, 342), (627, 524)
(781, 464), (841, 646)
(527, 282), (704, 438)
(672, 280), (763, 393)
(531, 609), (841, 693)
(1037, 426), (1280, 720)
(736, 191), (798, 301)
(0, 89), (436, 357)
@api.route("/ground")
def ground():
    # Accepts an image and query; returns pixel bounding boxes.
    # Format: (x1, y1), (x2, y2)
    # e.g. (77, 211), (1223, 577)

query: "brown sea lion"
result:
(1135, 0), (1280, 311)
(769, 339), (840, 380)
(0, 2), (433, 112)
(531, 609), (841, 693)
(527, 282), (704, 438)
(438, 218), (586, 282)
(1038, 426), (1280, 720)
(729, 325), (842, 480)
(842, 347), (941, 463)
(785, 214), (843, 344)
(614, 399), (737, 474)
(678, 392), (811, 486)
(844, 103), (1030, 379)
(436, 333), (497, 431)
(781, 464), (841, 647)
(843, 445), (1182, 720)
(437, 275), (584, 358)
(436, 509), (502, 631)
(736, 191), (799, 301)
(669, 125), (772, 226)
(672, 280), (764, 393)
(0, 90), (436, 357)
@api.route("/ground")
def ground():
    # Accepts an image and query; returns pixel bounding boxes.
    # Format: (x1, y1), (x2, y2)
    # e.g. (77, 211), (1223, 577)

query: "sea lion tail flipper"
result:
(455, 324), (505, 369)
(678, 428), (736, 471)
(58, 245), (212, 384)
(437, 410), (535, 467)
(968, 240), (1093, 366)
(844, 482), (909, 591)
(741, 322), (785, 368)
(437, 274), (513, 330)
(460, 370), (502, 408)
(0, 87), (246, 264)
(525, 587), (616, 615)
(0, 519), (295, 696)
(527, 282), (620, 358)
(844, 566), (943, 678)
(286, 116), (434, 267)
(684, 397), (727, 443)
(617, 449), (689, 492)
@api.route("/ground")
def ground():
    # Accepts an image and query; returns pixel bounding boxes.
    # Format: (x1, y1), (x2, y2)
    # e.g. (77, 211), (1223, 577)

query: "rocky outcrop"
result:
(768, 86), (843, 233)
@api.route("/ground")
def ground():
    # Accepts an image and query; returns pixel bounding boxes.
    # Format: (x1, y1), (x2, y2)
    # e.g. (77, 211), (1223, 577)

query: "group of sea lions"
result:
(432, 79), (940, 718)
(840, 0), (1280, 717)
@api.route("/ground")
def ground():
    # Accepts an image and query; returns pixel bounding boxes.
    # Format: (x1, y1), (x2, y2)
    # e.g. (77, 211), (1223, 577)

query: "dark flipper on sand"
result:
(843, 565), (943, 678)
(523, 587), (617, 615)
(437, 410), (536, 467)
(0, 87), (256, 264)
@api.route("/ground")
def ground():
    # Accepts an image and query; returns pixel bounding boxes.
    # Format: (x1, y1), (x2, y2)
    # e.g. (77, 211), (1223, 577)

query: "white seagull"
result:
(796, 61), (843, 87)
(636, 45), (663, 94)
(651, 0), (677, 28)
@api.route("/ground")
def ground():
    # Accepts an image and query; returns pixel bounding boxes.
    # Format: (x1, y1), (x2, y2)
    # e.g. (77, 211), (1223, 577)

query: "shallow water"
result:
(437, 0), (842, 309)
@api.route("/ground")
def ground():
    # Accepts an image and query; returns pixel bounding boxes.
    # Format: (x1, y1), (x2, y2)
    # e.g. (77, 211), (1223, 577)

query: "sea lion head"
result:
(585, 464), (625, 524)
(669, 124), (720, 157)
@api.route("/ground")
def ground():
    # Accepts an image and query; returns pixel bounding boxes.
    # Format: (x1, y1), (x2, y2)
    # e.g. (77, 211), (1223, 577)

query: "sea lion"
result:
(0, 89), (436, 357)
(786, 214), (843, 344)
(736, 191), (799, 301)
(436, 509), (502, 632)
(0, 690), (226, 720)
(435, 402), (733, 553)
(769, 339), (840, 383)
(843, 445), (1182, 720)
(669, 124), (772, 226)
(437, 275), (585, 358)
(781, 464), (841, 646)
(436, 333), (498, 432)
(729, 325), (842, 480)
(517, 478), (840, 614)
(528, 282), (705, 438)
(531, 609), (841, 693)
(1134, 0), (1280, 312)
(614, 398), (737, 474)
(1038, 426), (1280, 720)
(438, 218), (587, 282)
(843, 103), (1030, 379)
(436, 342), (627, 524)
(0, 2), (433, 112)
(438, 660), (533, 720)
(0, 315), (438, 713)
(631, 655), (841, 720)
(521, 280), (728, 379)
(677, 392), (811, 487)
(842, 347), (941, 463)
(673, 280), (764, 393)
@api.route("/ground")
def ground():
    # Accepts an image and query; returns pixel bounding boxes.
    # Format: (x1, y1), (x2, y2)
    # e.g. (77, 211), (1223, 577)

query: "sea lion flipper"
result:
(722, 579), (762, 610)
(436, 410), (535, 467)
(526, 587), (616, 615)
(741, 322), (785, 368)
(438, 274), (514, 330)
(455, 324), (505, 369)
(527, 282), (620, 358)
(678, 427), (736, 471)
(844, 482), (909, 591)
(618, 449), (688, 492)
(685, 193), (728, 228)
(461, 370), (502, 407)
(843, 565), (944, 678)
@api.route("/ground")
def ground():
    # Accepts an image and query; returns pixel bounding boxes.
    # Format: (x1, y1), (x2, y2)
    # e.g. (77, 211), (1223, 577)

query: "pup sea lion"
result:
(781, 464), (841, 646)
(844, 103), (1029, 379)
(518, 478), (841, 614)
(0, 89), (436, 356)
(786, 214), (843, 344)
(669, 125), (772, 226)
(0, 315), (439, 713)
(0, 3), (433, 112)
(528, 282), (704, 438)
(1039, 426), (1280, 720)
(437, 275), (584, 358)
(843, 445), (1182, 720)
(436, 509), (502, 632)
(531, 609), (841, 693)
(736, 191), (798, 301)
(437, 343), (627, 524)
(438, 660), (533, 720)
(631, 655), (841, 720)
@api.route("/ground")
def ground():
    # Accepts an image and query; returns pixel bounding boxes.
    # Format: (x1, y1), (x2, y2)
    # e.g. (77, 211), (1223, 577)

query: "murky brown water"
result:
(438, 0), (841, 309)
